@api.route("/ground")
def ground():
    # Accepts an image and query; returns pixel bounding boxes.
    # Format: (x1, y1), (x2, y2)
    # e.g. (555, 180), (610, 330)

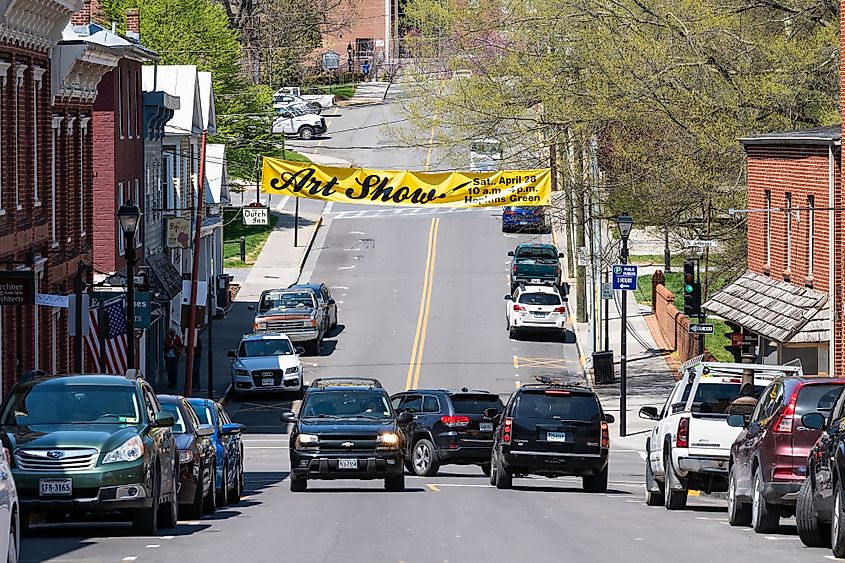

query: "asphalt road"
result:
(24, 86), (838, 562)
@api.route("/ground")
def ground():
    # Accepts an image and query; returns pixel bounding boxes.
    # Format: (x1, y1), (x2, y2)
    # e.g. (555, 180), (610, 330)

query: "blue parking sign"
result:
(612, 265), (638, 291)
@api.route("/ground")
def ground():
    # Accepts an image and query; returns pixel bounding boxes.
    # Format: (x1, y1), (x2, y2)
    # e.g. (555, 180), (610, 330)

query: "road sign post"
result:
(688, 324), (714, 335)
(611, 265), (638, 291)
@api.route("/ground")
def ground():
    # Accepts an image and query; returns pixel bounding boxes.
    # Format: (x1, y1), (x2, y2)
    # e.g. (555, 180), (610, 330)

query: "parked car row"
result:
(271, 86), (334, 139)
(0, 372), (244, 549)
(639, 358), (845, 558)
(504, 242), (568, 341)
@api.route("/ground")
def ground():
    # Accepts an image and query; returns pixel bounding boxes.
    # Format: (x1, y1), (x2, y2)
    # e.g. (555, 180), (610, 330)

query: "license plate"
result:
(530, 278), (542, 283)
(338, 459), (358, 470)
(261, 377), (275, 386)
(546, 432), (568, 443)
(480, 422), (494, 432)
(533, 312), (546, 318)
(40, 478), (72, 496)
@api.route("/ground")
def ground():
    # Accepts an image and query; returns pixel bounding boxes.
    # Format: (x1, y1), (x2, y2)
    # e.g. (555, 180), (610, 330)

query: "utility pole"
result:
(703, 197), (712, 301)
(73, 262), (87, 372)
(573, 136), (587, 324)
(207, 274), (214, 399)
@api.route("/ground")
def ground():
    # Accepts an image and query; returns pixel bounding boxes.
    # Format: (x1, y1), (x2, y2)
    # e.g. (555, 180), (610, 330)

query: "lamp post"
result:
(616, 212), (633, 437)
(347, 43), (353, 73)
(118, 201), (141, 372)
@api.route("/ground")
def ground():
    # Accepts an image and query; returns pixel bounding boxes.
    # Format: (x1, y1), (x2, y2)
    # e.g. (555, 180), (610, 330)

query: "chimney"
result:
(126, 8), (140, 41)
(70, 0), (103, 26)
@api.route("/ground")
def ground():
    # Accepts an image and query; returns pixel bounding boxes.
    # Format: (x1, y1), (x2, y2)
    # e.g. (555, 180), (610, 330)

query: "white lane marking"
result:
(146, 544), (160, 548)
(333, 212), (349, 219)
(349, 231), (365, 234)
(337, 266), (355, 270)
(337, 301), (344, 304)
(394, 209), (403, 214)
(123, 558), (138, 561)
(161, 535), (175, 540)
(324, 201), (334, 214)
(637, 451), (647, 460)
(330, 286), (349, 289)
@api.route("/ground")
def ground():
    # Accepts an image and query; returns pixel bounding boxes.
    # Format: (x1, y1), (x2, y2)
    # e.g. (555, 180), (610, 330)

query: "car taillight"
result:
(441, 415), (470, 427)
(676, 417), (689, 448)
(545, 390), (570, 395)
(601, 422), (609, 449)
(553, 306), (565, 313)
(512, 265), (517, 274)
(773, 393), (798, 433)
(513, 304), (525, 311)
(503, 417), (512, 443)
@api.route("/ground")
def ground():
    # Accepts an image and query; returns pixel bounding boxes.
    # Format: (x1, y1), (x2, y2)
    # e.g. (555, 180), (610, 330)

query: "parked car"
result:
(489, 377), (613, 491)
(390, 389), (504, 476)
(157, 395), (217, 518)
(0, 448), (18, 561)
(281, 378), (411, 492)
(639, 360), (802, 510)
(287, 282), (338, 331)
(187, 398), (245, 506)
(0, 374), (178, 535)
(502, 206), (550, 234)
(508, 243), (563, 290)
(726, 377), (845, 533)
(228, 333), (304, 396)
(251, 288), (327, 355)
(505, 284), (567, 338)
(272, 106), (327, 139)
(273, 93), (322, 114)
(277, 86), (335, 109)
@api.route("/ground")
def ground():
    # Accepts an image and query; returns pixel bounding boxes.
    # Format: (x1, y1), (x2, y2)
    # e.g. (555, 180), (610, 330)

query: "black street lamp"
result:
(118, 201), (141, 372)
(347, 42), (353, 73)
(616, 212), (633, 437)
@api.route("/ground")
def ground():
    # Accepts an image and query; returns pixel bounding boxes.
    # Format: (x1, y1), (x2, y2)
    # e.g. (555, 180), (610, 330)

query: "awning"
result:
(703, 271), (829, 344)
(145, 253), (183, 302)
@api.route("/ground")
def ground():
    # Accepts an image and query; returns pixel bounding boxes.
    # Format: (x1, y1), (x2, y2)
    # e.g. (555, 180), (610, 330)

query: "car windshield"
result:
(450, 394), (504, 414)
(518, 292), (561, 305)
(161, 403), (186, 434)
(239, 339), (294, 357)
(1, 384), (141, 425)
(515, 247), (557, 261)
(689, 382), (767, 414)
(301, 391), (392, 419)
(514, 391), (600, 421)
(259, 291), (313, 311)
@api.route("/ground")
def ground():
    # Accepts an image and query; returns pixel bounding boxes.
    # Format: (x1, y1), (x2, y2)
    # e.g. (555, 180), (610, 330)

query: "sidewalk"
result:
(340, 81), (390, 106)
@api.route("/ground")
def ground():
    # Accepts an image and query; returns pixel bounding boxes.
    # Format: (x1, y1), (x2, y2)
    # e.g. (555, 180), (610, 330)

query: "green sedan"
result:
(0, 374), (178, 534)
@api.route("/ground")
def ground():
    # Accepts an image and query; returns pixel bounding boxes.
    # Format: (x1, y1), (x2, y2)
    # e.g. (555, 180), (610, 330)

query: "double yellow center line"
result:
(405, 217), (440, 390)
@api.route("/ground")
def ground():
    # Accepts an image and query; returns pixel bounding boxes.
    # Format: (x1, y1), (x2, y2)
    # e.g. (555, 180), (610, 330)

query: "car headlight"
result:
(377, 432), (400, 449)
(309, 319), (317, 327)
(178, 450), (194, 463)
(235, 369), (250, 377)
(295, 434), (319, 448)
(285, 366), (300, 375)
(102, 435), (144, 464)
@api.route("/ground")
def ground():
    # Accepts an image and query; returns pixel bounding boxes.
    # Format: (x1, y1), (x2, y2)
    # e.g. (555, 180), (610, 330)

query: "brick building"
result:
(321, 0), (401, 70)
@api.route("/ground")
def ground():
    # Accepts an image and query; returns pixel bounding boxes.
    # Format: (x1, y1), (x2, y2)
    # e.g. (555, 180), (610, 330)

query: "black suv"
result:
(490, 378), (614, 491)
(281, 378), (411, 492)
(390, 389), (504, 476)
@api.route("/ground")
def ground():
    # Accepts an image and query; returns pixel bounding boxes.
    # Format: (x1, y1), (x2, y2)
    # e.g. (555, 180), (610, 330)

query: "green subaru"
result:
(0, 374), (179, 534)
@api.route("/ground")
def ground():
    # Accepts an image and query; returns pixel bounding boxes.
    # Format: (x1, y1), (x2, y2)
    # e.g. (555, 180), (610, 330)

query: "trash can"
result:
(593, 351), (615, 385)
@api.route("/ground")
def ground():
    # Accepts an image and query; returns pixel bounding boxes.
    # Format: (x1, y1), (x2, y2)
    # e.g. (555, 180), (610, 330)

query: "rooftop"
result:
(739, 125), (841, 146)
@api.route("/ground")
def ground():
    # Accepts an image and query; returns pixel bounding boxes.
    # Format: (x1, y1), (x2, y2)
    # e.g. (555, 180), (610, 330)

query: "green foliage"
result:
(222, 208), (279, 267)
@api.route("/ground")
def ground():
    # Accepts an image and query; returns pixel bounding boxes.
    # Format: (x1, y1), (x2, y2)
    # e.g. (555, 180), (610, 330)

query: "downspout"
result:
(829, 142), (836, 377)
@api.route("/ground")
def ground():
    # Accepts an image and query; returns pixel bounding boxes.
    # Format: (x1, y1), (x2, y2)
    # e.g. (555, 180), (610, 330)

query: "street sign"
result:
(91, 291), (151, 329)
(689, 323), (715, 334)
(577, 247), (588, 266)
(601, 283), (613, 300)
(36, 294), (70, 308)
(67, 294), (90, 336)
(165, 217), (191, 249)
(731, 333), (757, 347)
(322, 51), (340, 70)
(0, 271), (34, 305)
(685, 239), (718, 249)
(611, 264), (638, 291)
(243, 206), (269, 226)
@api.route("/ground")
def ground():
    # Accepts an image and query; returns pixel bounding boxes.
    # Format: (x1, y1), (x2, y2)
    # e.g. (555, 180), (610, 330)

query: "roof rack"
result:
(529, 375), (584, 387)
(309, 377), (383, 390)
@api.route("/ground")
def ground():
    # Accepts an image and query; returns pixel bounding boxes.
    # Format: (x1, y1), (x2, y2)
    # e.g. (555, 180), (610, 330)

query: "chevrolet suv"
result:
(0, 374), (179, 534)
(490, 377), (613, 491)
(281, 378), (411, 492)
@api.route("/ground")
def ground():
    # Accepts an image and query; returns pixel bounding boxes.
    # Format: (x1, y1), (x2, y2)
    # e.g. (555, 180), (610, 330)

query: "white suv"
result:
(227, 333), (304, 396)
(504, 284), (567, 338)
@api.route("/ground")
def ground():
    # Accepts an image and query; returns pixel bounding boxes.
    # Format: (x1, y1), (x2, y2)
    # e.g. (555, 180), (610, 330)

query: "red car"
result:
(726, 377), (845, 533)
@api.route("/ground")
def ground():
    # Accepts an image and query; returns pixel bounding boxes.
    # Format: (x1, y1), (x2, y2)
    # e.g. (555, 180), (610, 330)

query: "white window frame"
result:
(0, 61), (10, 215)
(50, 117), (62, 247)
(765, 190), (772, 267)
(14, 63), (26, 210)
(807, 195), (815, 278)
(32, 67), (45, 206)
(79, 117), (90, 238)
(785, 192), (792, 272)
(118, 182), (125, 255)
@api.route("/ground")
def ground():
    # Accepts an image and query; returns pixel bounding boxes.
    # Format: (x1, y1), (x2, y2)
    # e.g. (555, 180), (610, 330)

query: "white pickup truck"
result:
(277, 87), (335, 109)
(272, 106), (327, 140)
(640, 359), (803, 510)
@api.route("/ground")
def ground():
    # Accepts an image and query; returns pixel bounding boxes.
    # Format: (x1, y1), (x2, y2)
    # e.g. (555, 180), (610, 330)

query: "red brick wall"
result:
(654, 284), (700, 364)
(745, 144), (838, 292)
(323, 1), (389, 62)
(837, 0), (845, 376)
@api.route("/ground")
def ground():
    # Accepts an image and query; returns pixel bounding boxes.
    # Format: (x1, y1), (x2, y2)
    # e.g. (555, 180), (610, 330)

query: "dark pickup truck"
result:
(509, 243), (563, 290)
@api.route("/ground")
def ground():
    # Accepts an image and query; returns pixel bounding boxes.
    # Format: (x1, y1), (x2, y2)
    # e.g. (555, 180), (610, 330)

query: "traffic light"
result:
(682, 260), (701, 317)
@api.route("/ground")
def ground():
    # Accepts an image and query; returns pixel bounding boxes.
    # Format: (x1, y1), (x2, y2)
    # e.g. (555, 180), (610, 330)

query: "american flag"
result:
(85, 299), (129, 374)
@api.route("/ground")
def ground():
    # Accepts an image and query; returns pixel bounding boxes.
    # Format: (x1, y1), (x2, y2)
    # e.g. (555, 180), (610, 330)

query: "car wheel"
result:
(727, 464), (751, 526)
(217, 463), (230, 508)
(298, 126), (315, 140)
(7, 510), (18, 563)
(494, 452), (512, 489)
(159, 459), (179, 529)
(203, 460), (217, 515)
(132, 469), (159, 535)
(582, 465), (608, 493)
(489, 451), (497, 486)
(412, 439), (440, 477)
(290, 473), (307, 492)
(184, 461), (205, 519)
(833, 481), (845, 557)
(384, 473), (405, 492)
(480, 462), (491, 477)
(228, 462), (242, 504)
(644, 454), (665, 507)
(306, 339), (320, 356)
(663, 448), (687, 511)
(751, 466), (779, 533)
(797, 476), (829, 547)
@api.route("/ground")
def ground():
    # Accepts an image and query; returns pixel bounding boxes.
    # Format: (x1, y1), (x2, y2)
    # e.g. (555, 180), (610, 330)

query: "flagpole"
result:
(184, 129), (208, 396)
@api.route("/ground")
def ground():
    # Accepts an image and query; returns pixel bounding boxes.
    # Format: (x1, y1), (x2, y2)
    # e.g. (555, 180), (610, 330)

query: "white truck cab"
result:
(640, 358), (803, 510)
(272, 106), (327, 140)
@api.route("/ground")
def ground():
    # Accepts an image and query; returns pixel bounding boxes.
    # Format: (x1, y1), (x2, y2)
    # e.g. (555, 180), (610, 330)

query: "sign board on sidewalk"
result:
(36, 294), (70, 308)
(243, 206), (269, 226)
(689, 323), (715, 335)
(685, 239), (718, 249)
(601, 283), (613, 300)
(322, 51), (340, 70)
(0, 271), (34, 305)
(91, 291), (151, 329)
(611, 264), (638, 291)
(577, 247), (588, 266)
(731, 333), (757, 348)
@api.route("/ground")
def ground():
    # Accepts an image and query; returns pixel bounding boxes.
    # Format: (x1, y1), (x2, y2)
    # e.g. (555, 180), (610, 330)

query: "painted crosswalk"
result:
(326, 207), (490, 220)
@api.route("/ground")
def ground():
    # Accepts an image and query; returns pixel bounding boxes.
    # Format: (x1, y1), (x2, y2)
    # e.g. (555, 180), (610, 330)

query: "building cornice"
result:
(0, 61), (10, 87)
(0, 0), (85, 52)
(52, 41), (120, 104)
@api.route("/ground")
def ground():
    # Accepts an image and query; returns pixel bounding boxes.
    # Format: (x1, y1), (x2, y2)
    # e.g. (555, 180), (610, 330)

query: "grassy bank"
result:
(310, 83), (357, 100)
(223, 208), (278, 268)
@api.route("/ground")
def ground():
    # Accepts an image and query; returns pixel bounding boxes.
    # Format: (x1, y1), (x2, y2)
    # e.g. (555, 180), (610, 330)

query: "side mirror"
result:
(247, 305), (255, 311)
(504, 295), (513, 301)
(507, 251), (514, 257)
(483, 407), (500, 419)
(280, 411), (297, 423)
(227, 350), (236, 358)
(727, 414), (748, 428)
(638, 406), (659, 421)
(221, 423), (245, 435)
(604, 413), (615, 424)
(801, 412), (826, 431)
(558, 253), (564, 258)
(154, 412), (175, 428)
(295, 346), (305, 356)
(397, 412), (413, 423)
(196, 424), (215, 437)
(328, 298), (336, 305)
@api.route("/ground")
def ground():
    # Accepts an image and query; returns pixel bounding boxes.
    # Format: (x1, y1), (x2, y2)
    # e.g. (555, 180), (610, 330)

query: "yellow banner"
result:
(261, 158), (551, 207)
